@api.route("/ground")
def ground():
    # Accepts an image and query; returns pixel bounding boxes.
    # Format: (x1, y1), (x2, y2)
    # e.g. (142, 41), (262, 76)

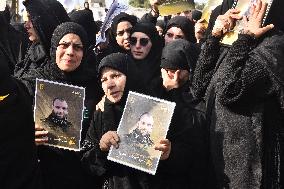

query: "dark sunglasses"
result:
(57, 42), (83, 51)
(129, 37), (150, 47)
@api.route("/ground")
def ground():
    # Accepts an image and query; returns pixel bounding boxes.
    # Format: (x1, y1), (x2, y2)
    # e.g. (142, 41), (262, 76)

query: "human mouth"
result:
(133, 51), (142, 56)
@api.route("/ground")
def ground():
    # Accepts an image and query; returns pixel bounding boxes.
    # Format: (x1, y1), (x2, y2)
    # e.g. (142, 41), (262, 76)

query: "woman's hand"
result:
(35, 124), (48, 145)
(154, 139), (171, 160)
(240, 0), (274, 38)
(212, 8), (242, 37)
(99, 131), (120, 151)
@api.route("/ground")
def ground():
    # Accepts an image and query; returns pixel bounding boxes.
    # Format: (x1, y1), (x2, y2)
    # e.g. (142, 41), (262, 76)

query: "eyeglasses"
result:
(57, 42), (83, 51)
(116, 28), (132, 37)
(129, 37), (150, 47)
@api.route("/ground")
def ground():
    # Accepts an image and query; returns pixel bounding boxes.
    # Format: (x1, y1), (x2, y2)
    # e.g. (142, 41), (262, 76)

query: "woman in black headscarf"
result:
(129, 22), (163, 94)
(164, 16), (196, 44)
(14, 0), (70, 78)
(19, 22), (102, 189)
(193, 0), (284, 188)
(81, 53), (149, 189)
(96, 12), (137, 62)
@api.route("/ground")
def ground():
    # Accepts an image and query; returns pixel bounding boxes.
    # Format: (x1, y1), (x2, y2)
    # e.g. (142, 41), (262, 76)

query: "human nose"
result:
(106, 79), (115, 90)
(65, 45), (75, 55)
(24, 20), (31, 29)
(123, 32), (130, 39)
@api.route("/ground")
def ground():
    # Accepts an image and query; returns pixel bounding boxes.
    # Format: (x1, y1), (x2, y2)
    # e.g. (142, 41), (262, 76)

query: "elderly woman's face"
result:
(130, 32), (152, 60)
(101, 67), (127, 103)
(56, 33), (83, 72)
(116, 21), (133, 50)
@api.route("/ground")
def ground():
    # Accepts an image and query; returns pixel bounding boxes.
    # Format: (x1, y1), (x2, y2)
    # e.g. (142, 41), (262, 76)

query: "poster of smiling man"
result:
(34, 79), (85, 151)
(108, 91), (176, 175)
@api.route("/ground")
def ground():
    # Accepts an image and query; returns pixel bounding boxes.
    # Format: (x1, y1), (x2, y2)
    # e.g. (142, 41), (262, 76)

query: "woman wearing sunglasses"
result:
(129, 22), (163, 94)
(19, 22), (102, 189)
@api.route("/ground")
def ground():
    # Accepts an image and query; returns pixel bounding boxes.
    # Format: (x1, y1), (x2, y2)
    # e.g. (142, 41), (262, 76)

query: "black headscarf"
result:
(264, 0), (284, 32)
(69, 9), (99, 46)
(98, 52), (132, 106)
(129, 22), (163, 93)
(43, 22), (90, 84)
(161, 39), (199, 73)
(23, 0), (70, 55)
(165, 16), (196, 43)
(108, 12), (137, 53)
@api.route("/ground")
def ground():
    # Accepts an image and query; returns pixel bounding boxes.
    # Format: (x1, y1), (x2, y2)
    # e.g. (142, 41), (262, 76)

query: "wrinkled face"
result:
(164, 27), (185, 44)
(56, 33), (83, 72)
(130, 32), (152, 60)
(24, 13), (39, 42)
(101, 67), (127, 103)
(137, 114), (154, 136)
(155, 26), (163, 36)
(116, 21), (133, 50)
(52, 99), (68, 119)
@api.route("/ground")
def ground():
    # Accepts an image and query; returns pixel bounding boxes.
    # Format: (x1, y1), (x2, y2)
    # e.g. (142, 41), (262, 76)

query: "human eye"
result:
(101, 77), (107, 83)
(73, 44), (83, 51)
(116, 31), (124, 36)
(58, 42), (70, 49)
(176, 35), (184, 39)
(166, 33), (174, 38)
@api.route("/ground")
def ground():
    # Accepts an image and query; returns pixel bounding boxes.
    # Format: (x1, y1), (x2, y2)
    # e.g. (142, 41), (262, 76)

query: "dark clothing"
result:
(151, 81), (208, 189)
(0, 14), (42, 188)
(0, 78), (42, 189)
(14, 0), (70, 78)
(82, 98), (150, 189)
(193, 31), (284, 188)
(0, 12), (26, 74)
(14, 42), (49, 78)
(165, 16), (196, 43)
(0, 48), (42, 188)
(18, 22), (102, 189)
(130, 22), (163, 95)
(125, 128), (154, 147)
(42, 113), (73, 132)
(96, 13), (138, 63)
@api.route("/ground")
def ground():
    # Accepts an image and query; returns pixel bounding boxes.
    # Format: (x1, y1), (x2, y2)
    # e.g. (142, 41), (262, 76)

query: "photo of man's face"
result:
(137, 113), (154, 136)
(52, 99), (68, 119)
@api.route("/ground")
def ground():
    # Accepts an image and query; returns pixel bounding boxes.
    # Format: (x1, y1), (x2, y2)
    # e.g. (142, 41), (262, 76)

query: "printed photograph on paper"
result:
(158, 0), (195, 16)
(34, 79), (85, 151)
(107, 91), (176, 175)
(221, 0), (273, 45)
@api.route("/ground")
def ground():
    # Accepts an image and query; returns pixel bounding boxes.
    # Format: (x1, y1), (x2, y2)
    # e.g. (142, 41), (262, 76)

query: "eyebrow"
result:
(61, 41), (83, 45)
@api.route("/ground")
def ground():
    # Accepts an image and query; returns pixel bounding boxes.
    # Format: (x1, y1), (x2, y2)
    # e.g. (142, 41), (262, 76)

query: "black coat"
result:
(17, 60), (102, 189)
(193, 30), (284, 188)
(81, 98), (150, 189)
(151, 81), (208, 189)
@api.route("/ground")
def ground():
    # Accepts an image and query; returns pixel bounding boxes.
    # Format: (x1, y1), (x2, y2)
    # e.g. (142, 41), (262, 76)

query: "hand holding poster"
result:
(34, 79), (85, 151)
(108, 91), (175, 175)
(221, 0), (273, 45)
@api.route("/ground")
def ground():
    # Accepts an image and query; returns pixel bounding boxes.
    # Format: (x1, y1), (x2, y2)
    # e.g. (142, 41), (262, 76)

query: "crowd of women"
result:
(0, 0), (284, 188)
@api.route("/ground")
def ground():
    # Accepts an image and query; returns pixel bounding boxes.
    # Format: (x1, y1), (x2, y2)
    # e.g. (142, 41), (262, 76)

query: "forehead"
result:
(140, 114), (153, 123)
(167, 27), (184, 35)
(117, 21), (132, 31)
(53, 99), (68, 107)
(101, 67), (124, 78)
(59, 33), (82, 43)
(131, 32), (150, 39)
